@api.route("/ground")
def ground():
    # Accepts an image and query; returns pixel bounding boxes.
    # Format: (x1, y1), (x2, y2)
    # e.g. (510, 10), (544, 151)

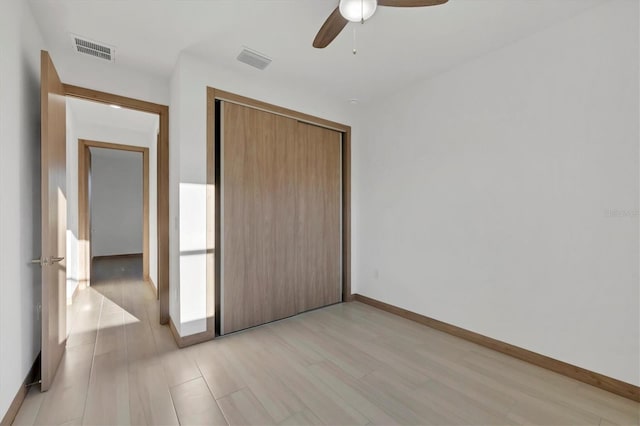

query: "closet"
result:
(219, 101), (342, 334)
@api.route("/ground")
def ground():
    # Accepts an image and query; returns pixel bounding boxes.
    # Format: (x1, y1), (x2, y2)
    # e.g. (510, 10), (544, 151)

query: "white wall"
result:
(355, 0), (639, 386)
(170, 53), (358, 336)
(48, 49), (169, 106)
(169, 62), (182, 329)
(0, 0), (45, 419)
(65, 116), (159, 300)
(90, 148), (143, 257)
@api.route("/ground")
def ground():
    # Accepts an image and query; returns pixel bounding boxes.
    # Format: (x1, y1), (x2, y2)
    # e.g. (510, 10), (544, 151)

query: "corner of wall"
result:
(168, 56), (182, 331)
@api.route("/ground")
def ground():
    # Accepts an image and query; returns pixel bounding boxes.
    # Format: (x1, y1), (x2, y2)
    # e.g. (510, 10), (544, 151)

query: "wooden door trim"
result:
(65, 84), (170, 325)
(342, 130), (352, 302)
(212, 89), (350, 133)
(78, 140), (151, 293)
(206, 87), (352, 340)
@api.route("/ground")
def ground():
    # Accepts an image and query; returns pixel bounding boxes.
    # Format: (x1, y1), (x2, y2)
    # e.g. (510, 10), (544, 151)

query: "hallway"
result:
(12, 259), (640, 425)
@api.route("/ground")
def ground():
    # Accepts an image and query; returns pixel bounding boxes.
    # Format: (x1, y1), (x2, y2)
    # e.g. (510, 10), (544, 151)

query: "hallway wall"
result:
(90, 148), (144, 257)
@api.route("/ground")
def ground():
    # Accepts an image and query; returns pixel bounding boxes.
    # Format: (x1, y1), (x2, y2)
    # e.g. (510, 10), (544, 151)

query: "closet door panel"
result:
(222, 102), (298, 334)
(295, 122), (342, 312)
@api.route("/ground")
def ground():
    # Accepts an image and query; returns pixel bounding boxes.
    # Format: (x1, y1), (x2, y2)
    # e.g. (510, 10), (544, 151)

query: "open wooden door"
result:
(40, 51), (67, 392)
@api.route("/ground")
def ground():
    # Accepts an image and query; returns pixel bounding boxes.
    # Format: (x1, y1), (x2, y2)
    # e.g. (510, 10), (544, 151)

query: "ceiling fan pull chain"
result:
(353, 27), (357, 55)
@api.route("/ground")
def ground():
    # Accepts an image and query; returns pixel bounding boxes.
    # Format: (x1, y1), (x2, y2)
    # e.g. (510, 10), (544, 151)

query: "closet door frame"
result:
(206, 87), (352, 336)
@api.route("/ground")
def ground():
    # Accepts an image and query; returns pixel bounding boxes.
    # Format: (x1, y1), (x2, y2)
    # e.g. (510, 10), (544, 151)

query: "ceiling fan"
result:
(313, 0), (449, 48)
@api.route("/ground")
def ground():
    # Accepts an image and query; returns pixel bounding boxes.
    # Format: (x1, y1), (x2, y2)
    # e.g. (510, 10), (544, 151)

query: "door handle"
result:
(50, 256), (64, 264)
(31, 257), (49, 266)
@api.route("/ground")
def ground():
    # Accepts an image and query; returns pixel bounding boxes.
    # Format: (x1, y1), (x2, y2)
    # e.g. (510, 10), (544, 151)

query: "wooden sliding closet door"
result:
(221, 103), (342, 334)
(296, 122), (342, 313)
(223, 102), (299, 333)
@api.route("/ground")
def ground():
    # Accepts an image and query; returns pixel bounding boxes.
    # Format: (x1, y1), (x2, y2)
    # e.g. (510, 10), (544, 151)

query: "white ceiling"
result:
(30, 0), (605, 103)
(67, 97), (159, 134)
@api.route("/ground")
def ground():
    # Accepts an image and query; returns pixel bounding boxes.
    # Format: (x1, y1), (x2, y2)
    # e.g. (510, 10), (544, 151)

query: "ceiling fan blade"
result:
(313, 7), (348, 48)
(378, 0), (448, 7)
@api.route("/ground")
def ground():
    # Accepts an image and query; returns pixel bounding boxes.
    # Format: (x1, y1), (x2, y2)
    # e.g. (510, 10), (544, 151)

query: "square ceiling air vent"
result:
(70, 34), (115, 62)
(237, 47), (272, 70)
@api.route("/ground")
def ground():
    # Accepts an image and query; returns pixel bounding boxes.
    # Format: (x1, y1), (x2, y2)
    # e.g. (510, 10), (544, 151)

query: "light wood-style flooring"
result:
(13, 257), (640, 425)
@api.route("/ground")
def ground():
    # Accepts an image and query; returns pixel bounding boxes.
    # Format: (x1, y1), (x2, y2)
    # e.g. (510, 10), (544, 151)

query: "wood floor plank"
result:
(461, 349), (617, 419)
(275, 361), (369, 426)
(66, 290), (102, 349)
(170, 377), (227, 426)
(279, 409), (324, 426)
(308, 361), (399, 425)
(570, 382), (640, 425)
(191, 341), (247, 399)
(127, 359), (179, 426)
(394, 346), (519, 415)
(415, 378), (511, 424)
(292, 319), (374, 379)
(506, 391), (602, 425)
(164, 354), (203, 388)
(59, 418), (82, 426)
(82, 352), (130, 426)
(360, 369), (466, 425)
(264, 321), (327, 365)
(217, 388), (276, 426)
(215, 335), (306, 423)
(332, 333), (431, 387)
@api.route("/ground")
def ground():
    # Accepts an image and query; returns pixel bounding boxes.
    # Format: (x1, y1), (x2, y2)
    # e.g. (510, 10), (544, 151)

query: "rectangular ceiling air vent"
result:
(70, 34), (115, 62)
(237, 47), (272, 70)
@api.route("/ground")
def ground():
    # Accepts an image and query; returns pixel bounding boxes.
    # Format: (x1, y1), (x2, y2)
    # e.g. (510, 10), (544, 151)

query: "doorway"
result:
(64, 87), (170, 325)
(78, 140), (152, 295)
(39, 51), (170, 392)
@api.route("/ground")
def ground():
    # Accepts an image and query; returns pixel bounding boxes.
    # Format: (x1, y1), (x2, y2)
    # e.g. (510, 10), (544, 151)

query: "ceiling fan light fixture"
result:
(339, 0), (377, 23)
